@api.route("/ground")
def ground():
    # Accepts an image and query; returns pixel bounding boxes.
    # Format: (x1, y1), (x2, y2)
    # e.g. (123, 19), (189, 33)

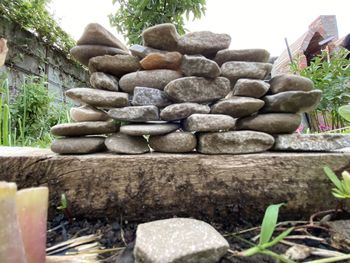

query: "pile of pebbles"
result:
(50, 23), (322, 155)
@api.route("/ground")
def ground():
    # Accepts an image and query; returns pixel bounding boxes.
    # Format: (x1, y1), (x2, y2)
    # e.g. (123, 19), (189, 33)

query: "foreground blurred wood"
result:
(1, 147), (350, 224)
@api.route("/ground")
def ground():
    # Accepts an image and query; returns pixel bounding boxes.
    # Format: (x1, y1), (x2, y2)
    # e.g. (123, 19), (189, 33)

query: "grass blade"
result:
(259, 203), (284, 245)
(324, 166), (343, 191)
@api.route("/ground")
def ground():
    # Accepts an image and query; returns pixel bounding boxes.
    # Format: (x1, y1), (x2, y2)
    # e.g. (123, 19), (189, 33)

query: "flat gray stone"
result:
(77, 23), (129, 51)
(66, 88), (129, 108)
(178, 31), (231, 57)
(221, 62), (272, 85)
(142, 23), (179, 51)
(197, 131), (275, 154)
(119, 70), (182, 93)
(51, 137), (106, 154)
(273, 134), (350, 152)
(183, 114), (235, 132)
(130, 44), (167, 59)
(181, 55), (221, 78)
(132, 87), (172, 107)
(89, 55), (140, 77)
(232, 79), (270, 98)
(269, 74), (314, 94)
(90, 72), (119, 91)
(108, 106), (159, 122)
(51, 121), (118, 137)
(105, 133), (149, 154)
(262, 90), (322, 113)
(70, 45), (129, 66)
(236, 113), (301, 134)
(134, 218), (229, 263)
(164, 77), (230, 103)
(211, 97), (265, 118)
(149, 132), (197, 153)
(70, 105), (110, 122)
(120, 123), (180, 136)
(214, 49), (270, 66)
(160, 103), (210, 121)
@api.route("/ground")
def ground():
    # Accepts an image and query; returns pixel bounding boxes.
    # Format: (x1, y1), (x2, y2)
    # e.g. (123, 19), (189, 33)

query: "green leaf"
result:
(324, 166), (343, 191)
(259, 203), (284, 245)
(262, 227), (294, 249)
(339, 105), (350, 122)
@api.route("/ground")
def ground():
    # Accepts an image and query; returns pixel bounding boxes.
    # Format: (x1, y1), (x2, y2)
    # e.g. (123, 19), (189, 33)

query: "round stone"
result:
(232, 79), (270, 98)
(105, 133), (149, 154)
(51, 137), (106, 154)
(183, 114), (236, 132)
(160, 103), (210, 121)
(108, 106), (159, 122)
(51, 121), (118, 137)
(90, 72), (119, 91)
(269, 74), (314, 94)
(149, 132), (197, 153)
(70, 105), (110, 122)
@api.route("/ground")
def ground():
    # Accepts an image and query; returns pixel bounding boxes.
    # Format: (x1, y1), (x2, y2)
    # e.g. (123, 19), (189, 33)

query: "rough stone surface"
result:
(140, 52), (182, 70)
(51, 121), (118, 137)
(132, 87), (172, 107)
(262, 90), (322, 113)
(70, 45), (128, 66)
(119, 70), (182, 93)
(70, 105), (110, 122)
(90, 72), (119, 91)
(2, 147), (350, 223)
(89, 55), (140, 77)
(164, 77), (230, 103)
(211, 97), (265, 118)
(105, 133), (149, 154)
(134, 218), (229, 263)
(77, 23), (129, 51)
(197, 131), (275, 154)
(142, 23), (179, 51)
(149, 132), (197, 153)
(236, 113), (301, 134)
(51, 137), (106, 154)
(221, 62), (272, 85)
(181, 55), (221, 78)
(273, 134), (350, 152)
(183, 114), (235, 132)
(120, 123), (180, 136)
(269, 74), (314, 94)
(66, 88), (129, 108)
(214, 49), (270, 66)
(160, 103), (210, 121)
(178, 31), (231, 57)
(232, 79), (270, 98)
(130, 44), (167, 59)
(108, 106), (159, 122)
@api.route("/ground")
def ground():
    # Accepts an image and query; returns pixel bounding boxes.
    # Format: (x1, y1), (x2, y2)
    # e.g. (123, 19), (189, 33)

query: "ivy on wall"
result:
(0, 0), (75, 54)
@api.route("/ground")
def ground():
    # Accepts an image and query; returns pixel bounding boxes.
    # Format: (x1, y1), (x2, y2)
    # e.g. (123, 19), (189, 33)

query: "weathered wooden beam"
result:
(1, 147), (350, 224)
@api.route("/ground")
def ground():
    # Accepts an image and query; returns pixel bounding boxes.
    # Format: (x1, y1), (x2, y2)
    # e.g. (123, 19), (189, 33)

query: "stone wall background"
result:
(0, 17), (88, 102)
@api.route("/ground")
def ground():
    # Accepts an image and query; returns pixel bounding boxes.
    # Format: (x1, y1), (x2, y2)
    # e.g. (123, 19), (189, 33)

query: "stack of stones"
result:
(50, 23), (322, 155)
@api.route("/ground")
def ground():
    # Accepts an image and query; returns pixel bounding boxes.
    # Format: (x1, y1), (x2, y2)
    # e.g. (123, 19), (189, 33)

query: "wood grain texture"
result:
(1, 147), (350, 224)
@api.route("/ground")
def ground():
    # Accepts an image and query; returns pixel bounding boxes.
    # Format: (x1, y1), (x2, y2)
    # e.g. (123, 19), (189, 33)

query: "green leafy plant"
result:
(291, 48), (350, 131)
(338, 105), (350, 123)
(240, 204), (295, 262)
(324, 166), (350, 199)
(0, 73), (12, 146)
(109, 0), (206, 45)
(0, 0), (75, 54)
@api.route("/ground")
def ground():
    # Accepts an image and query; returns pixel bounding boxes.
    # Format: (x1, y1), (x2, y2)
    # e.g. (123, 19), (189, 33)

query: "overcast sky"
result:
(49, 0), (349, 56)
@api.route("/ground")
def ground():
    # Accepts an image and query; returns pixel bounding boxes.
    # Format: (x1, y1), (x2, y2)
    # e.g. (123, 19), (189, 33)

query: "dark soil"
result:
(47, 212), (350, 263)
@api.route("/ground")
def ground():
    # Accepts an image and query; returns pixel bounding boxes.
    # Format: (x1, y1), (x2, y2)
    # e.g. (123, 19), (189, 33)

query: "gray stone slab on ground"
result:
(134, 218), (229, 263)
(2, 147), (350, 224)
(273, 134), (350, 152)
